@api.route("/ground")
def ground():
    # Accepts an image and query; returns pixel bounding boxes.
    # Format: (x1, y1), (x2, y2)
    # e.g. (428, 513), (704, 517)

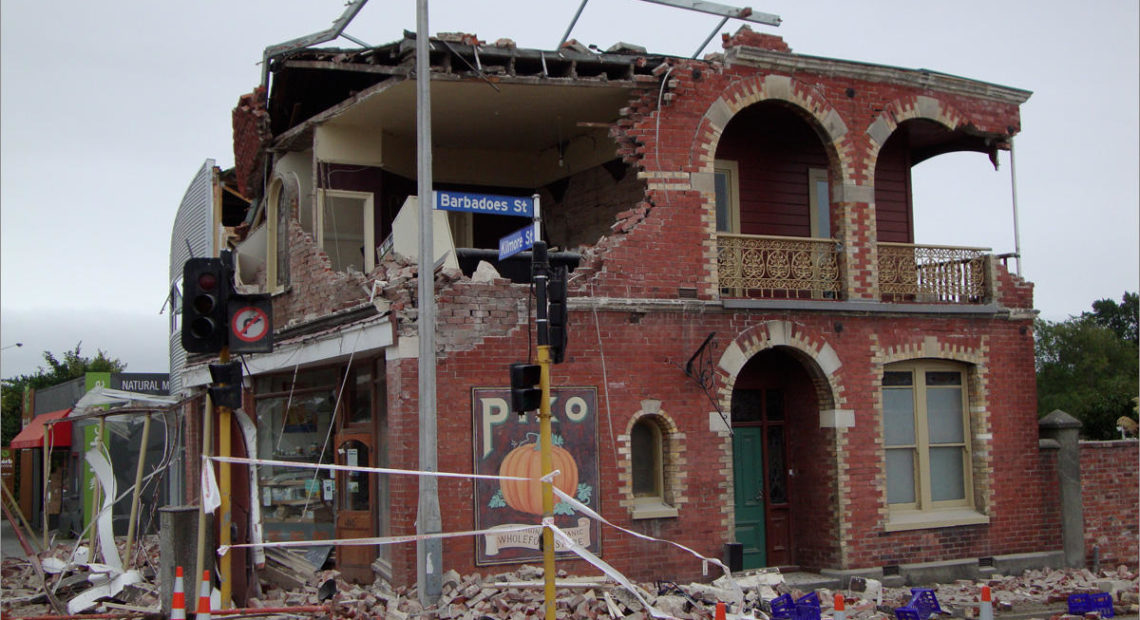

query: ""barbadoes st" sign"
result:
(435, 190), (534, 218)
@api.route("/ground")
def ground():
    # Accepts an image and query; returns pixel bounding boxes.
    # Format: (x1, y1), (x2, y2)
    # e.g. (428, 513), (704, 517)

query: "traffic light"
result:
(181, 257), (230, 353)
(207, 361), (243, 409)
(510, 363), (541, 414)
(548, 265), (568, 364)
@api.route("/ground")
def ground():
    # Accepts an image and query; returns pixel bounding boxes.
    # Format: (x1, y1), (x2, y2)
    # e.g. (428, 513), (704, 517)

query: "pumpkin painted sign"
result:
(472, 386), (599, 565)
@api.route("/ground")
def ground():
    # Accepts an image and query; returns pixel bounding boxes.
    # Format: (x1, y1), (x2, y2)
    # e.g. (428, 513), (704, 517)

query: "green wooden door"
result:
(733, 427), (766, 569)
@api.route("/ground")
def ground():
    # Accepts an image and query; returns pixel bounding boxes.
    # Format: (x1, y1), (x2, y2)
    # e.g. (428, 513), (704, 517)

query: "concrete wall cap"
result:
(1038, 409), (1082, 429)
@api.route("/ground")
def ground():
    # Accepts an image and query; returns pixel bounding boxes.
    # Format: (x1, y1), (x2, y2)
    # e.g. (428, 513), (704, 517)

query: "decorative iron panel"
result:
(878, 243), (988, 304)
(717, 234), (840, 299)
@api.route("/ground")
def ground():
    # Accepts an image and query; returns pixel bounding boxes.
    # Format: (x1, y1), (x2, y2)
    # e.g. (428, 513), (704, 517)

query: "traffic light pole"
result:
(218, 347), (233, 609)
(538, 344), (556, 619)
(532, 242), (557, 620)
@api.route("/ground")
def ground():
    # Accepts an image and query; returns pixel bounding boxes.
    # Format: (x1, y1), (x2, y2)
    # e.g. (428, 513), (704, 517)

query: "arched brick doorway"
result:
(730, 346), (827, 569)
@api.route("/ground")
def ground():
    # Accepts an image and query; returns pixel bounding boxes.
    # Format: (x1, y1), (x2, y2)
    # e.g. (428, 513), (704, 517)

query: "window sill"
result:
(885, 508), (989, 532)
(631, 501), (678, 520)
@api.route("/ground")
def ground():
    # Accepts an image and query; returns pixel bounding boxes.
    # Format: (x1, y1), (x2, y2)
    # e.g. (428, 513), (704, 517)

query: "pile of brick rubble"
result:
(3, 541), (1137, 620)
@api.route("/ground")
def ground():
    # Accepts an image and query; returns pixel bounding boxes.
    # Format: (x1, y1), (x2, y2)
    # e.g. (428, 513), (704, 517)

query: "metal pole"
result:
(88, 420), (104, 552)
(194, 396), (214, 612)
(415, 0), (443, 607)
(692, 16), (730, 58)
(219, 348), (233, 609)
(557, 0), (590, 50)
(125, 413), (151, 567)
(42, 427), (50, 549)
(532, 242), (556, 620)
(1008, 138), (1022, 276)
(539, 345), (555, 620)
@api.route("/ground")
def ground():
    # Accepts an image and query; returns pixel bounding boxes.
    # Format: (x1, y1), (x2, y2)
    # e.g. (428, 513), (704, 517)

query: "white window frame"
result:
(808, 167), (830, 239)
(714, 159), (740, 234)
(317, 189), (375, 274)
(882, 360), (988, 531)
(265, 178), (289, 293)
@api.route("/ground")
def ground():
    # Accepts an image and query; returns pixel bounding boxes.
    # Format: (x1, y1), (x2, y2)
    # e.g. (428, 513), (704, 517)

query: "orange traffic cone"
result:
(197, 570), (212, 620)
(715, 601), (727, 620)
(979, 585), (993, 620)
(171, 566), (186, 620)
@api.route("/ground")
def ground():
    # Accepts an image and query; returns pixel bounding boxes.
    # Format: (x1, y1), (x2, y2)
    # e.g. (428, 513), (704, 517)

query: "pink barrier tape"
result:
(546, 520), (668, 619)
(218, 523), (542, 556)
(206, 454), (529, 482)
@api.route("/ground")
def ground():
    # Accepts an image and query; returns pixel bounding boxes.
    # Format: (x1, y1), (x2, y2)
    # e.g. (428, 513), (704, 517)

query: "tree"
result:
(1036, 293), (1139, 439)
(1083, 291), (1138, 345)
(1, 343), (126, 446)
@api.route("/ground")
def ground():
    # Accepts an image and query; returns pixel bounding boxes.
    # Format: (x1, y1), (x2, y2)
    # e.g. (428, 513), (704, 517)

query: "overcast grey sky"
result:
(2, 0), (1137, 379)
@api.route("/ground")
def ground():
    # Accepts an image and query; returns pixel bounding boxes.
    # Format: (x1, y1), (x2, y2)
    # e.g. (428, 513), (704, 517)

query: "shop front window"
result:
(256, 370), (339, 541)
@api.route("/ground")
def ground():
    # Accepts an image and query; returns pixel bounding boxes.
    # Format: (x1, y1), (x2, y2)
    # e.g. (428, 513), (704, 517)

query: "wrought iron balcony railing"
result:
(716, 234), (841, 299)
(878, 243), (989, 304)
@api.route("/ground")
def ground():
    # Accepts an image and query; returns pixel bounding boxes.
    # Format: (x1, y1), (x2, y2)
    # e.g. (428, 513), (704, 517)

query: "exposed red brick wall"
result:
(542, 163), (646, 250)
(374, 281), (1048, 585)
(232, 88), (270, 198)
(1079, 440), (1139, 567)
(991, 259), (1035, 310)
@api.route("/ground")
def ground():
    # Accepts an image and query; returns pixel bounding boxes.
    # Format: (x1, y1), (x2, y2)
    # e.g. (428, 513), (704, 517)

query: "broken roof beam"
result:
(637, 0), (781, 26)
(261, 0), (370, 89)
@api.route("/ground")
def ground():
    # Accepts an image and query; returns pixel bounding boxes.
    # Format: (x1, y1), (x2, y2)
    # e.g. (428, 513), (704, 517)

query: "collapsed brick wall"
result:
(1079, 440), (1140, 567)
(232, 88), (270, 198)
(541, 163), (647, 251)
(270, 220), (372, 330)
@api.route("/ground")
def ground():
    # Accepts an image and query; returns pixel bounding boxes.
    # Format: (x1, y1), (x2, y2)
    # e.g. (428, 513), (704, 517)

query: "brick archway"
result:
(864, 95), (969, 163)
(692, 74), (854, 179)
(716, 320), (843, 413)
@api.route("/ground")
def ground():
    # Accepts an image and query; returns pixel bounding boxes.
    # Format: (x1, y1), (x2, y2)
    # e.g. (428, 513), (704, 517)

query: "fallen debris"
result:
(3, 539), (1138, 620)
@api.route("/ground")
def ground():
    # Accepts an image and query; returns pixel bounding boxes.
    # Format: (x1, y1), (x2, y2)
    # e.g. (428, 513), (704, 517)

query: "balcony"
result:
(878, 243), (989, 304)
(717, 235), (991, 305)
(716, 234), (841, 299)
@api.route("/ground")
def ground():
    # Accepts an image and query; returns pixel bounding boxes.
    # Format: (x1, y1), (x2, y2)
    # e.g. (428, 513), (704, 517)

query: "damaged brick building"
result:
(168, 20), (1130, 598)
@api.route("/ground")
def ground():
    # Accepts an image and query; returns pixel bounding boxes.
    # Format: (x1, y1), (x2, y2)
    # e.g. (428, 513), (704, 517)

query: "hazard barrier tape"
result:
(546, 519), (669, 619)
(206, 454), (742, 611)
(206, 454), (530, 482)
(551, 485), (738, 584)
(218, 523), (542, 556)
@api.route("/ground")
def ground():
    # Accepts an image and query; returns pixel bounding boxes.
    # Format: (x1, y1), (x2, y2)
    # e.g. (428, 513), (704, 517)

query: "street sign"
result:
(227, 294), (273, 353)
(499, 224), (537, 260)
(435, 190), (534, 218)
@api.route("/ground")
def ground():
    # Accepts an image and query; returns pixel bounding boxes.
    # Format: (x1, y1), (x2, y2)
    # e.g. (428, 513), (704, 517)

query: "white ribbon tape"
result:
(547, 522), (669, 619)
(218, 523), (542, 556)
(552, 486), (743, 597)
(207, 454), (529, 482)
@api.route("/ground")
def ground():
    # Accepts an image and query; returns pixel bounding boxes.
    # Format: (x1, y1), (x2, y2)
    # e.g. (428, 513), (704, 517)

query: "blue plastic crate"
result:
(1069, 592), (1115, 618)
(770, 593), (795, 619)
(908, 588), (943, 620)
(894, 606), (921, 620)
(1090, 592), (1115, 618)
(797, 592), (821, 609)
(1069, 593), (1093, 615)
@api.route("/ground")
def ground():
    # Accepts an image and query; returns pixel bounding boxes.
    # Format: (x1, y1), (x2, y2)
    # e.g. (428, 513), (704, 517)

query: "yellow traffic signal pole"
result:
(194, 393), (213, 610)
(532, 240), (557, 620)
(218, 347), (232, 609)
(538, 344), (555, 619)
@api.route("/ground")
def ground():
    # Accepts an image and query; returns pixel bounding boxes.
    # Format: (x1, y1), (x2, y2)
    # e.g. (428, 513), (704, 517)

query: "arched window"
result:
(626, 414), (679, 519)
(631, 418), (663, 499)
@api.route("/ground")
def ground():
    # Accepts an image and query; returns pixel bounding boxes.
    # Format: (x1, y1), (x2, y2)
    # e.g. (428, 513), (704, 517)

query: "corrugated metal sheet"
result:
(168, 159), (216, 396)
